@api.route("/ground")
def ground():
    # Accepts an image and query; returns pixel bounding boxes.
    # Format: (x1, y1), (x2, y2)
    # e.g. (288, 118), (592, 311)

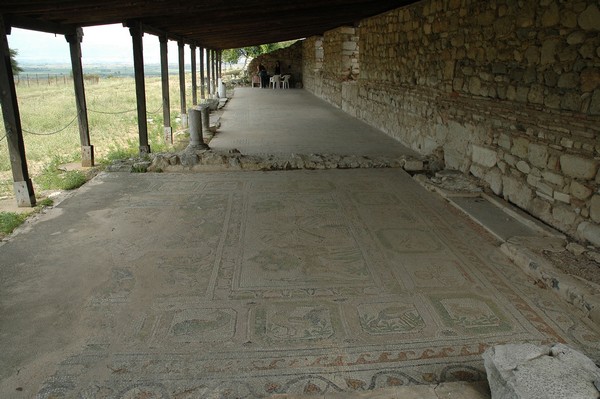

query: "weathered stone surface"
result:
(484, 167), (503, 195)
(511, 137), (529, 158)
(581, 68), (600, 92)
(578, 4), (600, 30)
(590, 89), (600, 115)
(578, 221), (600, 246)
(541, 1), (560, 26)
(503, 175), (533, 209)
(516, 160), (531, 174)
(527, 143), (549, 169)
(566, 242), (586, 256)
(554, 191), (571, 204)
(472, 144), (497, 167)
(484, 343), (600, 399)
(590, 195), (600, 223)
(570, 180), (593, 200)
(557, 72), (579, 89)
(560, 154), (599, 179)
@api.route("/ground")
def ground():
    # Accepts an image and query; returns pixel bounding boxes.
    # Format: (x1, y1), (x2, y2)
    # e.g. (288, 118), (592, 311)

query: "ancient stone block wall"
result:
(302, 36), (324, 96)
(302, 0), (600, 242)
(304, 27), (360, 107)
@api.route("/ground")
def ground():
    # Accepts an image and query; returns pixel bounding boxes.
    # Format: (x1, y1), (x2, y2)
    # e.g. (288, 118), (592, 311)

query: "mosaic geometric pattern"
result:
(1, 169), (599, 398)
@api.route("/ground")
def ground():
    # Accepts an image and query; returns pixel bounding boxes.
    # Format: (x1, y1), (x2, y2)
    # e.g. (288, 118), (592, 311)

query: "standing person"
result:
(258, 63), (268, 88)
(274, 60), (281, 76)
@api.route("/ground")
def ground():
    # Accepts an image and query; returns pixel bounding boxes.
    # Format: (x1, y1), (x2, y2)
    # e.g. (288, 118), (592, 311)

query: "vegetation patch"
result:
(35, 157), (88, 191)
(0, 211), (29, 236)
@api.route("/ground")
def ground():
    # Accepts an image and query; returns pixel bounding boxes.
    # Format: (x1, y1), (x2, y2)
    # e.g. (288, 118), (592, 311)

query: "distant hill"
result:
(18, 63), (190, 77)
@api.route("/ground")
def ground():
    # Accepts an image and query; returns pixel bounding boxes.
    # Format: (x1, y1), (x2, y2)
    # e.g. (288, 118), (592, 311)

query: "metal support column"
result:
(0, 16), (35, 206)
(159, 35), (172, 143)
(66, 27), (94, 167)
(128, 21), (150, 155)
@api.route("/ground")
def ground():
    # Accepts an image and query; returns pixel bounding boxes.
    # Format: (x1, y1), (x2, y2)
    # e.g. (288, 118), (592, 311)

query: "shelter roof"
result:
(1, 1), (414, 49)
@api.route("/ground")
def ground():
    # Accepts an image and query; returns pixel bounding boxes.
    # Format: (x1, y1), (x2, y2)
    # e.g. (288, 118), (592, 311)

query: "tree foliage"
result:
(222, 41), (296, 68)
(10, 48), (23, 75)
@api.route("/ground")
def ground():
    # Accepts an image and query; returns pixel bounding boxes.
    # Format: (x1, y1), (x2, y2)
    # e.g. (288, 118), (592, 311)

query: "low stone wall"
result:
(302, 0), (600, 243)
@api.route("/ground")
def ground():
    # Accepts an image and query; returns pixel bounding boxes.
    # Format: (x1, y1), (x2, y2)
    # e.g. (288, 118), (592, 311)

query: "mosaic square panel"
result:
(400, 258), (472, 288)
(136, 307), (238, 344)
(428, 293), (513, 335)
(376, 228), (443, 253)
(169, 308), (237, 343)
(357, 302), (426, 335)
(252, 303), (341, 344)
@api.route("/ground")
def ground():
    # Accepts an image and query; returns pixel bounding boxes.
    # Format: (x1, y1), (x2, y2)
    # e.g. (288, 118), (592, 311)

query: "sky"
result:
(8, 24), (187, 65)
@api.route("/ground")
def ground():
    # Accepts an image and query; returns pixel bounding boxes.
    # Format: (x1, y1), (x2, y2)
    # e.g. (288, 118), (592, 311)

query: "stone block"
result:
(542, 171), (564, 186)
(516, 160), (531, 174)
(498, 134), (511, 150)
(590, 89), (600, 115)
(470, 163), (486, 179)
(511, 136), (529, 158)
(528, 143), (549, 168)
(557, 72), (579, 89)
(484, 167), (503, 195)
(578, 221), (600, 246)
(484, 343), (600, 399)
(590, 195), (600, 223)
(541, 38), (560, 65)
(570, 180), (593, 200)
(560, 154), (599, 179)
(578, 4), (600, 30)
(472, 144), (497, 167)
(554, 191), (571, 204)
(503, 175), (533, 209)
(552, 205), (577, 229)
(581, 68), (600, 92)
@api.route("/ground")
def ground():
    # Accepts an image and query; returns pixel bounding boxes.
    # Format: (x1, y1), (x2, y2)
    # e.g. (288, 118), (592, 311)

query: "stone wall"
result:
(302, 0), (600, 243)
(303, 27), (359, 107)
(248, 41), (303, 87)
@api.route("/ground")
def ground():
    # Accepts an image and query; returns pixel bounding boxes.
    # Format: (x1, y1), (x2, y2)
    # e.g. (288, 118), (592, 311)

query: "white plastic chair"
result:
(270, 74), (281, 89)
(281, 75), (291, 89)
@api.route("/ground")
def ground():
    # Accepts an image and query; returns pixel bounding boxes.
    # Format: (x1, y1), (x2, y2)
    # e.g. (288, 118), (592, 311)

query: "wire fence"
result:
(14, 74), (100, 86)
(0, 103), (164, 142)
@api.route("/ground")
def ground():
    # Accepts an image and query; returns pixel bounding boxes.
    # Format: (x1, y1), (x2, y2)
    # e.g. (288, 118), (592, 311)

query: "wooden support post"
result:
(0, 17), (35, 207)
(128, 21), (150, 155)
(178, 41), (187, 128)
(66, 27), (94, 167)
(159, 35), (172, 143)
(199, 46), (205, 100)
(206, 48), (211, 97)
(191, 45), (197, 105)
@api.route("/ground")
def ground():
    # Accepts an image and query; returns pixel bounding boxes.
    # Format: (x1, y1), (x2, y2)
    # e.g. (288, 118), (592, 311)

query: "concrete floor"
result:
(1, 88), (599, 398)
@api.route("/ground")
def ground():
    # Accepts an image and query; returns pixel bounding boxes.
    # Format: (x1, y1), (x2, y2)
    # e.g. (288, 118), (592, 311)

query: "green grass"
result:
(0, 74), (199, 194)
(0, 211), (29, 235)
(0, 75), (195, 174)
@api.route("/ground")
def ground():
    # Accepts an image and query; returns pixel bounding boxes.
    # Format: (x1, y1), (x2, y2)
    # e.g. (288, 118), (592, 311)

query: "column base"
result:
(180, 113), (188, 128)
(13, 180), (36, 207)
(139, 145), (151, 156)
(164, 126), (173, 144)
(81, 145), (94, 167)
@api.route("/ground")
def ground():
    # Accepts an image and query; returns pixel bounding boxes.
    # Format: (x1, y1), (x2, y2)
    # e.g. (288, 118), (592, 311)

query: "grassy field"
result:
(0, 75), (200, 198)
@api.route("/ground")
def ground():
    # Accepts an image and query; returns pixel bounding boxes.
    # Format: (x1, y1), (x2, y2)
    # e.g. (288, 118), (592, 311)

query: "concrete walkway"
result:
(209, 88), (418, 158)
(1, 88), (599, 398)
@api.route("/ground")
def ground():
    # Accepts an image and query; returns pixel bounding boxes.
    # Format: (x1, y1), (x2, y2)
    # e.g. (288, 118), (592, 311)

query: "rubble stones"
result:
(483, 343), (600, 399)
(144, 149), (430, 174)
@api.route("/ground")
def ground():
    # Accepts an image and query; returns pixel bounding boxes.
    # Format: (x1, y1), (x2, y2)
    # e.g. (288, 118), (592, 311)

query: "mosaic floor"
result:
(1, 169), (599, 398)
